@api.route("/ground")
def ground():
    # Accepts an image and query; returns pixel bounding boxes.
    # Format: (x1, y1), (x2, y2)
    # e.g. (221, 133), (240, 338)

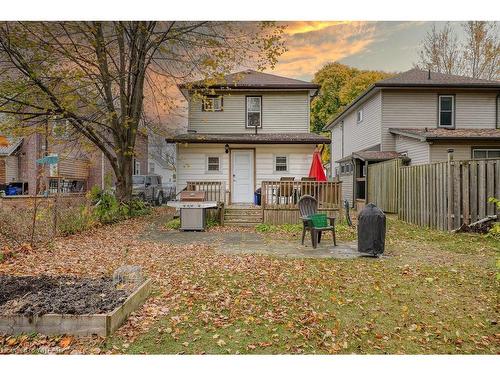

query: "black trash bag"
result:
(357, 203), (386, 256)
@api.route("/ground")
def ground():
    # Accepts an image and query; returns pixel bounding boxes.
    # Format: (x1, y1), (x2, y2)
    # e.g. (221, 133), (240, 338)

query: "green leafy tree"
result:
(0, 22), (286, 201)
(310, 62), (393, 132)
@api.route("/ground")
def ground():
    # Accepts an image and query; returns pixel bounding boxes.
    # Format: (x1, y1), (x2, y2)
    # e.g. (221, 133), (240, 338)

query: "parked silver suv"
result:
(132, 174), (166, 205)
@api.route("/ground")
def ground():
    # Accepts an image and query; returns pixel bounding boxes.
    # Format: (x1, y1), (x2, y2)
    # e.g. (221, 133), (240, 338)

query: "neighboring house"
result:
(326, 68), (500, 208)
(167, 69), (330, 204)
(0, 130), (148, 195)
(148, 135), (176, 184)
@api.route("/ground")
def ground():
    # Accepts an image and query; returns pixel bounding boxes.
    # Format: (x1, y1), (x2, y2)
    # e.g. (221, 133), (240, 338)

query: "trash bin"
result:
(357, 203), (386, 256)
(254, 188), (261, 206)
(6, 186), (17, 196)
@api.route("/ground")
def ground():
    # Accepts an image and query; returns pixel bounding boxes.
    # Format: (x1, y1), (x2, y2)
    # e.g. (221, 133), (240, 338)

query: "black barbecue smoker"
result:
(357, 203), (386, 256)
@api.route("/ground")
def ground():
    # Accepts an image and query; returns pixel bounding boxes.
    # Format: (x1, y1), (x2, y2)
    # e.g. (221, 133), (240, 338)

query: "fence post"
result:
(447, 149), (454, 231)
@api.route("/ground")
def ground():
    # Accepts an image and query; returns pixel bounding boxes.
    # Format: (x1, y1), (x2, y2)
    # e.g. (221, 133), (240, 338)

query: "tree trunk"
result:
(115, 154), (133, 202)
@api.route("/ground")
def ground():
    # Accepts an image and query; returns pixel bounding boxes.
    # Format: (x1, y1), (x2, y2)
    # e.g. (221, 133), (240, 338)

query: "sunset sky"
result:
(271, 21), (462, 80)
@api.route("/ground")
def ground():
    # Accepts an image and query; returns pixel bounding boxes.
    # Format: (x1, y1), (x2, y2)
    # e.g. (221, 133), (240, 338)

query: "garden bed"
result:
(0, 275), (151, 336)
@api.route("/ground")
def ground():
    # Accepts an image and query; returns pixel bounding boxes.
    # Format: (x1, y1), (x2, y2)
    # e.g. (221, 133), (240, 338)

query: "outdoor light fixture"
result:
(225, 144), (229, 154)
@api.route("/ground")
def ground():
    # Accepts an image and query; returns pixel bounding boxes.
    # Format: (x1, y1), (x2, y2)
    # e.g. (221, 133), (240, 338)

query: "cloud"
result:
(271, 21), (379, 79)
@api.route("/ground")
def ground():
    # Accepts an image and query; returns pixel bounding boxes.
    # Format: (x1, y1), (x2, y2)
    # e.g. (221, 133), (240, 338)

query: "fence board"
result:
(391, 158), (500, 231)
(367, 159), (401, 213)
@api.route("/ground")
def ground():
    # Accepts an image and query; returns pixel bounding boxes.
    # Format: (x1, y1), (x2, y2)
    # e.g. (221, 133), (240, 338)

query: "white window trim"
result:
(205, 155), (222, 174)
(472, 148), (500, 159)
(246, 96), (262, 128)
(438, 95), (455, 128)
(356, 109), (363, 123)
(202, 96), (223, 112)
(149, 162), (155, 174)
(133, 158), (141, 175)
(274, 155), (289, 173)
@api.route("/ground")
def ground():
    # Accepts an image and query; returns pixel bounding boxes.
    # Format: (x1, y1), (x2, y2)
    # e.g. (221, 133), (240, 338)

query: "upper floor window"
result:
(497, 94), (500, 129)
(274, 155), (288, 172)
(356, 109), (363, 123)
(149, 162), (155, 174)
(133, 158), (141, 175)
(202, 95), (223, 112)
(472, 148), (500, 159)
(438, 95), (455, 128)
(246, 96), (262, 128)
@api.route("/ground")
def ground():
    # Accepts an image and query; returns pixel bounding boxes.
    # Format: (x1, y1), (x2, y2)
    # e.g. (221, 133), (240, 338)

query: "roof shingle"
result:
(179, 70), (319, 90)
(165, 132), (330, 144)
(389, 127), (500, 141)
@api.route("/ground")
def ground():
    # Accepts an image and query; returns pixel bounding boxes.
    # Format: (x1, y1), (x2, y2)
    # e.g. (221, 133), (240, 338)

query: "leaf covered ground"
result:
(0, 208), (498, 354)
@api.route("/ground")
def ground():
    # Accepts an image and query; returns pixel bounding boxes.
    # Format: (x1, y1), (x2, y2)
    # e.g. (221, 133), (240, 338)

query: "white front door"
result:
(231, 150), (254, 203)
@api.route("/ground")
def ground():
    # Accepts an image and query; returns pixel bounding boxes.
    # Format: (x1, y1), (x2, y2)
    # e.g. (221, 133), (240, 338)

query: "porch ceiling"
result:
(165, 132), (331, 144)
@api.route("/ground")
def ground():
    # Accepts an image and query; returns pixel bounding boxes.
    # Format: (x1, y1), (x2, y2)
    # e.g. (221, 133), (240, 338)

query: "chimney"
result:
(427, 69), (431, 80)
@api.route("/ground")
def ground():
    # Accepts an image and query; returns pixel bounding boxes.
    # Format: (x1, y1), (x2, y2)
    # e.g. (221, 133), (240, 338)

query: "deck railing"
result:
(261, 180), (342, 209)
(186, 181), (226, 203)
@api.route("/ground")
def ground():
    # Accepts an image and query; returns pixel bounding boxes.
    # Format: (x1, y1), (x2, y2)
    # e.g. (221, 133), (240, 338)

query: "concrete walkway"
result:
(142, 229), (366, 259)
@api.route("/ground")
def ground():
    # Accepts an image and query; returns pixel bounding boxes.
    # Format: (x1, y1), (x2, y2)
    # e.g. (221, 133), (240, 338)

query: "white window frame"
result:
(133, 158), (141, 175)
(472, 148), (500, 159)
(206, 155), (221, 173)
(438, 95), (455, 128)
(356, 109), (363, 123)
(274, 155), (288, 173)
(202, 96), (223, 112)
(246, 96), (262, 128)
(149, 161), (155, 174)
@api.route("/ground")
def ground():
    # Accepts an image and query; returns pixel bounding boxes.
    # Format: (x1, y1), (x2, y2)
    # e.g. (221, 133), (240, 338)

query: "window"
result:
(246, 96), (262, 128)
(472, 148), (500, 159)
(275, 156), (288, 172)
(439, 95), (455, 128)
(149, 162), (155, 174)
(356, 109), (363, 123)
(202, 96), (223, 112)
(207, 156), (220, 172)
(133, 158), (141, 175)
(340, 162), (353, 175)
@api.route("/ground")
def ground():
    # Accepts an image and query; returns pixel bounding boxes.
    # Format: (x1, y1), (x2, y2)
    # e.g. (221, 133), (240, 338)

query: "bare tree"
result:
(416, 21), (499, 80)
(416, 23), (464, 75)
(462, 21), (500, 80)
(0, 22), (286, 201)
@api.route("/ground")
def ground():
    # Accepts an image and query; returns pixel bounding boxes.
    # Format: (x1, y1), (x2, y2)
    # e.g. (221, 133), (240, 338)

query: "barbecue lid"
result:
(179, 191), (206, 201)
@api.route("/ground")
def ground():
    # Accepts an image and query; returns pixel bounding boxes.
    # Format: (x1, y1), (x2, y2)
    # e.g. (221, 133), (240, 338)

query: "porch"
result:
(184, 179), (343, 225)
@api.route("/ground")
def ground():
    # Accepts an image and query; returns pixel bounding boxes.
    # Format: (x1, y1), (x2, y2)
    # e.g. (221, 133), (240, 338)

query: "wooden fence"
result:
(367, 159), (402, 213)
(261, 180), (343, 224)
(368, 158), (500, 231)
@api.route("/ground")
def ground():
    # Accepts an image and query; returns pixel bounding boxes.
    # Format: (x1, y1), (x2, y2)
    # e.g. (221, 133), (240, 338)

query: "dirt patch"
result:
(0, 275), (129, 317)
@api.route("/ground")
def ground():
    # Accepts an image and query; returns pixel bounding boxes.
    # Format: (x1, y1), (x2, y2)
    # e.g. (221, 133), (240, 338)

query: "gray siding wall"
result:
(395, 135), (430, 165)
(188, 91), (310, 134)
(339, 173), (353, 205)
(429, 142), (500, 162)
(381, 90), (499, 150)
(331, 91), (382, 173)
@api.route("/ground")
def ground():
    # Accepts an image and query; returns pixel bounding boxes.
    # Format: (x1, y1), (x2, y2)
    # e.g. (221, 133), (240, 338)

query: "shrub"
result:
(165, 218), (181, 230)
(58, 205), (95, 236)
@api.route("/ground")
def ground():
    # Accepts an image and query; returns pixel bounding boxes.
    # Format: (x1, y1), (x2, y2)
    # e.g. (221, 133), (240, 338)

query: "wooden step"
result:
(224, 211), (263, 218)
(224, 216), (263, 224)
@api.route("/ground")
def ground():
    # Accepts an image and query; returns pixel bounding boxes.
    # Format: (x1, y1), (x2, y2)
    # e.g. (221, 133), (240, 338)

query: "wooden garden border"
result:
(0, 279), (151, 337)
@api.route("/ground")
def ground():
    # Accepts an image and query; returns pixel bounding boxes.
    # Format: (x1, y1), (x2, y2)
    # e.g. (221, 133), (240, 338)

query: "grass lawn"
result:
(0, 210), (498, 354)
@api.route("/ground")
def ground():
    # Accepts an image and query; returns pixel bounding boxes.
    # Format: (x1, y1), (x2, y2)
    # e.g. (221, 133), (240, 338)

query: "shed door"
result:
(231, 150), (254, 203)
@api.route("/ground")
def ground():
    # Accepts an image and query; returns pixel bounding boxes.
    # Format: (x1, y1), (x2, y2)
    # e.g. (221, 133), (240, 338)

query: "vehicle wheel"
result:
(156, 193), (164, 206)
(138, 193), (145, 202)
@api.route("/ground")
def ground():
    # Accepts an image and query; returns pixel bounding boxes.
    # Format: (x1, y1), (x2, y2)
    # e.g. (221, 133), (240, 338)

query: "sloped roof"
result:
(165, 132), (330, 144)
(337, 150), (400, 163)
(326, 68), (500, 129)
(389, 127), (500, 141)
(0, 137), (23, 156)
(179, 69), (319, 90)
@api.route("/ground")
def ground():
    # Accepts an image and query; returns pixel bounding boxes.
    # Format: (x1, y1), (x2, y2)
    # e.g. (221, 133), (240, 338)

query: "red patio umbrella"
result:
(308, 150), (327, 181)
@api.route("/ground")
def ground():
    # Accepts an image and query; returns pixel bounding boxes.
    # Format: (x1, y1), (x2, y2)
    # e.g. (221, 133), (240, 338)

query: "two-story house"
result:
(326, 68), (500, 208)
(168, 70), (330, 204)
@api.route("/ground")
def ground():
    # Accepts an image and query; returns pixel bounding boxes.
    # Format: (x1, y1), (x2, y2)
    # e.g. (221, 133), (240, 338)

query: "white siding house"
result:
(169, 70), (329, 205)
